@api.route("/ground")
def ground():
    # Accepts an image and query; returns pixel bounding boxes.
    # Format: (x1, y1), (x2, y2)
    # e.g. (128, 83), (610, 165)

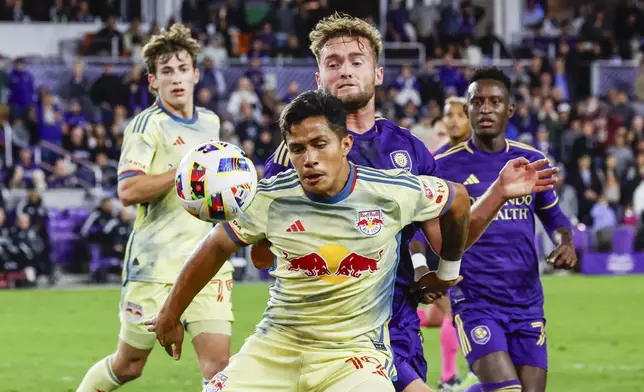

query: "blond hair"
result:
(445, 97), (467, 106)
(309, 12), (383, 63)
(142, 23), (200, 76)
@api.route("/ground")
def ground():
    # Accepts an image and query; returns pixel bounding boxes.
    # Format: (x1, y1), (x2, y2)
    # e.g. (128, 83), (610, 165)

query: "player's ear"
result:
(193, 67), (200, 85)
(374, 66), (384, 87)
(148, 73), (158, 91)
(341, 134), (353, 157)
(507, 102), (516, 119)
(315, 72), (321, 90)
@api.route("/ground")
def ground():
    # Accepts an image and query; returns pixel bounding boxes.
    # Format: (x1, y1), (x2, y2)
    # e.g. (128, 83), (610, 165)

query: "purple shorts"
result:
(390, 288), (427, 391)
(453, 307), (548, 371)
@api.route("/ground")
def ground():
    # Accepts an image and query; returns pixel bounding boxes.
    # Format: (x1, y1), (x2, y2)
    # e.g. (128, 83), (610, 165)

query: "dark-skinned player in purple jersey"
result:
(252, 14), (560, 392)
(434, 67), (577, 392)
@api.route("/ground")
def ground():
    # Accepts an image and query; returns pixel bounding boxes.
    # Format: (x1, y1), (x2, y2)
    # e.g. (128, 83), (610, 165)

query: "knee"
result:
(110, 353), (146, 382)
(201, 353), (230, 379)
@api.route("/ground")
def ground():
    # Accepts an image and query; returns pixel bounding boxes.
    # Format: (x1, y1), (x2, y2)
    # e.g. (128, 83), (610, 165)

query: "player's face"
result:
(149, 50), (199, 110)
(467, 80), (514, 138)
(315, 36), (384, 112)
(286, 115), (353, 197)
(443, 102), (470, 140)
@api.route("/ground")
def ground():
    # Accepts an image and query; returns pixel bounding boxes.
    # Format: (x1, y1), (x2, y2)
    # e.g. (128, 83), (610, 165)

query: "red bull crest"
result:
(356, 209), (384, 236)
(124, 302), (143, 323)
(208, 373), (228, 392)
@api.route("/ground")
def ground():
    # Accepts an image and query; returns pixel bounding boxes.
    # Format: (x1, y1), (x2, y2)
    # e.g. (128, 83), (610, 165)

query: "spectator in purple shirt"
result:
(64, 99), (88, 129)
(36, 89), (64, 145)
(282, 81), (299, 104)
(8, 58), (34, 120)
(47, 159), (79, 189)
(439, 54), (468, 96)
(244, 57), (266, 97)
(10, 148), (45, 190)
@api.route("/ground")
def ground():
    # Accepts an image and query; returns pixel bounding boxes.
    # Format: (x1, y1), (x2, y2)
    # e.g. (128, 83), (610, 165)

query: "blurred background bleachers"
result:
(1, 0), (644, 288)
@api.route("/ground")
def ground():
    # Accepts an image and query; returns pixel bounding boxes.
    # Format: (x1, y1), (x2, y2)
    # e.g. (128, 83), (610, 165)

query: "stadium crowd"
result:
(1, 0), (644, 287)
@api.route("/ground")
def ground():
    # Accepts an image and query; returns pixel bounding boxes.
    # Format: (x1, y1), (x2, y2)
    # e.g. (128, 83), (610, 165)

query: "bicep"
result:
(212, 223), (243, 255)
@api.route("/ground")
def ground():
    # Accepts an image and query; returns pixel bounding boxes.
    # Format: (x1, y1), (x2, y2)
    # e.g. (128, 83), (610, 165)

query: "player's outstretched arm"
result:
(145, 224), (241, 359)
(117, 169), (177, 207)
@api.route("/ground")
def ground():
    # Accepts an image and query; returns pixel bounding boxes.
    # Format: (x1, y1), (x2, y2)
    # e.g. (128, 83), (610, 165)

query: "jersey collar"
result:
(156, 98), (198, 125)
(303, 164), (357, 204)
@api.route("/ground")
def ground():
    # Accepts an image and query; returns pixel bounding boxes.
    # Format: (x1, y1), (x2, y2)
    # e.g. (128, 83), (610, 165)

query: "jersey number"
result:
(209, 279), (234, 302)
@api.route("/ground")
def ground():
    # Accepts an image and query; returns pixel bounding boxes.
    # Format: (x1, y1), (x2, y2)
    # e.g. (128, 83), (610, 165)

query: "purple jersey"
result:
(264, 117), (436, 289)
(435, 139), (571, 311)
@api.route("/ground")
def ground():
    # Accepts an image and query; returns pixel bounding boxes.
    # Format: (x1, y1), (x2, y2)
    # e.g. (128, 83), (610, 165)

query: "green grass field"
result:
(2, 275), (644, 392)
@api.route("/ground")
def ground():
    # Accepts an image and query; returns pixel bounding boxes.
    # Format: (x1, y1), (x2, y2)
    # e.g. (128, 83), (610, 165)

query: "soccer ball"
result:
(175, 141), (257, 223)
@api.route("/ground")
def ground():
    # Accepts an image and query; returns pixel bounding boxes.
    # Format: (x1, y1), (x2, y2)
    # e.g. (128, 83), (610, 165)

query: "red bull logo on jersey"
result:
(208, 373), (228, 391)
(124, 302), (143, 323)
(356, 209), (384, 236)
(284, 244), (385, 283)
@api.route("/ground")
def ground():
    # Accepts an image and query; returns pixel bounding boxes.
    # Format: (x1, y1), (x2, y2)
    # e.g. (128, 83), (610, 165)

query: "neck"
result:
(346, 99), (376, 134)
(323, 161), (351, 198)
(450, 133), (470, 146)
(160, 97), (194, 120)
(471, 132), (506, 153)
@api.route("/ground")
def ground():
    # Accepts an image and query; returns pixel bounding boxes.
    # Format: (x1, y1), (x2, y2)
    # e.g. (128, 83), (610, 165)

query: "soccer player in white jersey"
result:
(146, 90), (472, 392)
(76, 24), (235, 392)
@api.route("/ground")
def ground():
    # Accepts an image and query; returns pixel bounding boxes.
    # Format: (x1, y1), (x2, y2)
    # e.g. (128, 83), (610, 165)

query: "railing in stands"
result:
(34, 140), (103, 191)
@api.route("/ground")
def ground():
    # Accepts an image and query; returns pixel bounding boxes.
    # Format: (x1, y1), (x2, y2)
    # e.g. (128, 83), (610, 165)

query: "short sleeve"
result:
(402, 175), (454, 226)
(117, 120), (157, 181)
(223, 192), (268, 246)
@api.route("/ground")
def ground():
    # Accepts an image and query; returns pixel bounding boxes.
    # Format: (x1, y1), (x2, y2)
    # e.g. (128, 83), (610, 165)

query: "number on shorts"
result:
(530, 321), (546, 346)
(209, 279), (234, 302)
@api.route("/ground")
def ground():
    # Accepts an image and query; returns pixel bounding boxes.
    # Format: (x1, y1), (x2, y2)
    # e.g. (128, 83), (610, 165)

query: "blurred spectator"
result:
(16, 189), (54, 283)
(47, 158), (78, 188)
(74, 0), (94, 23)
(590, 194), (617, 251)
(235, 102), (261, 142)
(607, 132), (634, 180)
(244, 57), (266, 96)
(255, 129), (276, 163)
(196, 87), (217, 112)
(283, 81), (299, 104)
(123, 17), (147, 58)
(10, 106), (39, 147)
(94, 152), (117, 192)
(241, 139), (262, 166)
(568, 154), (603, 223)
(256, 22), (277, 56)
(201, 35), (229, 67)
(123, 64), (152, 115)
(90, 64), (127, 120)
(11, 214), (46, 284)
(64, 99), (89, 130)
(9, 148), (45, 190)
(37, 89), (64, 144)
(49, 0), (69, 23)
(8, 58), (34, 120)
(417, 61), (444, 107)
(393, 65), (421, 107)
(91, 15), (123, 55)
(0, 56), (8, 104)
(199, 57), (227, 102)
(273, 0), (297, 36)
(104, 208), (132, 260)
(555, 167), (578, 222)
(522, 0), (544, 30)
(227, 77), (260, 119)
(65, 125), (92, 161)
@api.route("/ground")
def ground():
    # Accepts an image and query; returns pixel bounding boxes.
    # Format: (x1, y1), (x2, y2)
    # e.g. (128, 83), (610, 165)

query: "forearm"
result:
(161, 228), (234, 321)
(438, 183), (470, 261)
(465, 181), (506, 250)
(117, 170), (176, 207)
(552, 227), (573, 246)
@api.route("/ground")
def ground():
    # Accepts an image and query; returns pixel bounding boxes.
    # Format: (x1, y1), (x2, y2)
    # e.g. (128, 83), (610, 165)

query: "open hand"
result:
(497, 158), (558, 199)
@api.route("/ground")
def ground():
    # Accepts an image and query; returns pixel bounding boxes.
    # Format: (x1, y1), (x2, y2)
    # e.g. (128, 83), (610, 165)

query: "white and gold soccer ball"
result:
(175, 141), (257, 223)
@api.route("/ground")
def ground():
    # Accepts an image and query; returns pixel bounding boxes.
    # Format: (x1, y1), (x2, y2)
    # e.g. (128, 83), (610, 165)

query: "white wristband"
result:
(411, 253), (427, 269)
(436, 258), (461, 281)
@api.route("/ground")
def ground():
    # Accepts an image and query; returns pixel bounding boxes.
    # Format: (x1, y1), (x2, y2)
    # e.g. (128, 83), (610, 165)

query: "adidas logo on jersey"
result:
(463, 174), (480, 185)
(173, 136), (186, 145)
(286, 220), (305, 233)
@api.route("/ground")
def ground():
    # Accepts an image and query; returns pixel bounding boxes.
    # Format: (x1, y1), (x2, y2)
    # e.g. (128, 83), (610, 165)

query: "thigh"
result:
(184, 271), (234, 326)
(453, 311), (510, 375)
(118, 281), (167, 350)
(205, 332), (300, 392)
(506, 318), (548, 371)
(516, 365), (547, 392)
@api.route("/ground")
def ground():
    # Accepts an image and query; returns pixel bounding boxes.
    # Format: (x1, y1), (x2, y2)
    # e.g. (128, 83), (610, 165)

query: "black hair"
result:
(279, 90), (347, 141)
(469, 66), (512, 92)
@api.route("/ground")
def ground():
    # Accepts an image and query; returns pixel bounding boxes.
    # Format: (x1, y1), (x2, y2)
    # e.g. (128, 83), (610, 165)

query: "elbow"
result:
(117, 181), (135, 207)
